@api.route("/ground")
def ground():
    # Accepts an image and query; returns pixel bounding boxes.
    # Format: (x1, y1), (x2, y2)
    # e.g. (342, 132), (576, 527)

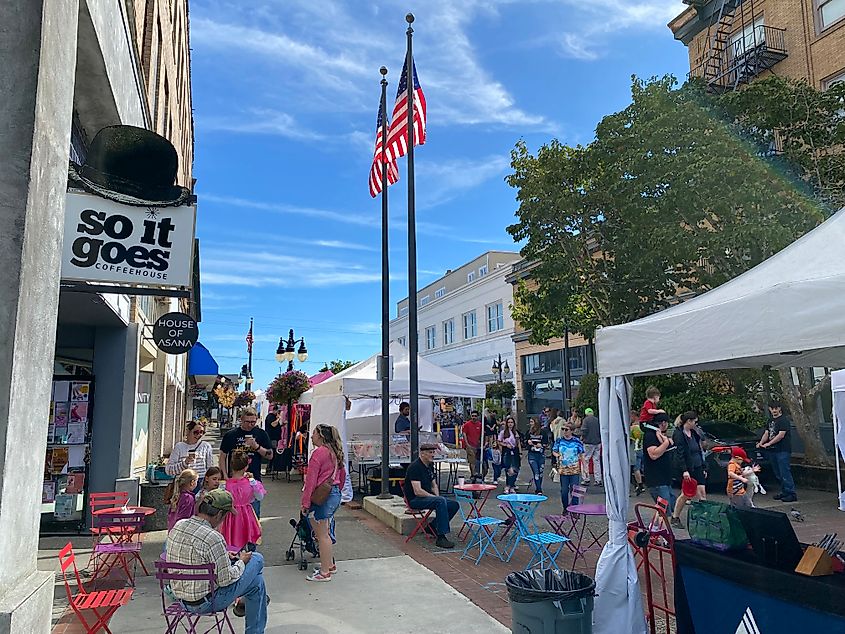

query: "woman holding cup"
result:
(166, 421), (215, 492)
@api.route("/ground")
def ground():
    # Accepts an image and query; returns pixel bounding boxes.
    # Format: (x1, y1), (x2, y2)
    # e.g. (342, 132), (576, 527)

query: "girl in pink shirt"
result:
(301, 424), (346, 582)
(166, 468), (198, 531)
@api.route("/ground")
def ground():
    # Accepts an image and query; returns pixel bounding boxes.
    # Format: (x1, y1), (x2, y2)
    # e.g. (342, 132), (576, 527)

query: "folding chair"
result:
(455, 489), (504, 564)
(87, 492), (130, 569)
(58, 542), (134, 634)
(566, 484), (608, 569)
(91, 511), (149, 585)
(155, 560), (235, 634)
(497, 502), (518, 545)
(398, 481), (435, 543)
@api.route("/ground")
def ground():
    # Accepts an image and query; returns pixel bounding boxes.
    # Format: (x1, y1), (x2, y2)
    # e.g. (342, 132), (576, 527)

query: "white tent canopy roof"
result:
(309, 341), (486, 399)
(596, 206), (845, 377)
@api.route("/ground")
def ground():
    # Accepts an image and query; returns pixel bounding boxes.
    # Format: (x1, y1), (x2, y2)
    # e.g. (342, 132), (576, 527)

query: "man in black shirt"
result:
(642, 413), (678, 523)
(757, 402), (796, 502)
(219, 407), (273, 516)
(404, 444), (458, 548)
(394, 402), (411, 434)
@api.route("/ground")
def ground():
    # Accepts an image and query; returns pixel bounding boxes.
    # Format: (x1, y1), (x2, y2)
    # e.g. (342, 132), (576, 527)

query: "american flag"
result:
(245, 324), (253, 353)
(368, 98), (400, 198)
(384, 57), (426, 163)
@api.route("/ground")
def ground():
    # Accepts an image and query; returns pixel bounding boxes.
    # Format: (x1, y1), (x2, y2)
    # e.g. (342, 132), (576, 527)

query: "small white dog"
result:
(743, 465), (766, 507)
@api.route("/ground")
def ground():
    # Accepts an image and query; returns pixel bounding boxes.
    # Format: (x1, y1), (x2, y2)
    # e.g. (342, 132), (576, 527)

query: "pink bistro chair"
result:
(154, 560), (235, 634)
(566, 484), (608, 569)
(90, 511), (149, 585)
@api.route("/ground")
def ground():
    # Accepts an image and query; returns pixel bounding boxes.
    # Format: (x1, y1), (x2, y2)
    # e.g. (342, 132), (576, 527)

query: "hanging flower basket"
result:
(267, 370), (311, 404)
(213, 383), (236, 408)
(233, 390), (255, 408)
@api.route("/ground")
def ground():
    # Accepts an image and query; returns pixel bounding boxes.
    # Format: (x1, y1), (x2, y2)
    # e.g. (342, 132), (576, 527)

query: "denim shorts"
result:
(311, 485), (341, 521)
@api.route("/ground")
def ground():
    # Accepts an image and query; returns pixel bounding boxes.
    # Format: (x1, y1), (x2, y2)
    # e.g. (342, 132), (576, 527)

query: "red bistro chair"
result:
(91, 511), (149, 585)
(154, 560), (235, 634)
(398, 481), (435, 543)
(58, 542), (134, 633)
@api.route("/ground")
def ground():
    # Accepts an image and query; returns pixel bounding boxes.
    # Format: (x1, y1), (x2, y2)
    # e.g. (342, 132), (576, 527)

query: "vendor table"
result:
(454, 483), (497, 540)
(354, 457), (467, 495)
(435, 458), (467, 494)
(674, 540), (845, 634)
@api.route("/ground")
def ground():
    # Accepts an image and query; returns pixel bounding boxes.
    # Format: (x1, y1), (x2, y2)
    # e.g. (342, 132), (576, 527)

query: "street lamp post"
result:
(275, 329), (308, 456)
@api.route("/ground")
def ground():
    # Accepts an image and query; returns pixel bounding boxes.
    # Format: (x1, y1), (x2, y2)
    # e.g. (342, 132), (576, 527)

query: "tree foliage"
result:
(507, 75), (836, 343)
(572, 373), (599, 416)
(319, 359), (357, 374)
(486, 381), (516, 401)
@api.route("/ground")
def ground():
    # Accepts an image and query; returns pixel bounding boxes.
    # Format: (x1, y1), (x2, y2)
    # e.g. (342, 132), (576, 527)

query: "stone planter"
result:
(140, 482), (168, 531)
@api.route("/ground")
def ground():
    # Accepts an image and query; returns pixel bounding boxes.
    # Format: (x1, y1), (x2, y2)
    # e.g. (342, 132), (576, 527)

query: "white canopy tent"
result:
(300, 341), (485, 468)
(593, 207), (845, 634)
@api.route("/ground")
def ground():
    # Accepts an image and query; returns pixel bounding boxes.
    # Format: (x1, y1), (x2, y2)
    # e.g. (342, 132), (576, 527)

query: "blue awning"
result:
(188, 341), (219, 377)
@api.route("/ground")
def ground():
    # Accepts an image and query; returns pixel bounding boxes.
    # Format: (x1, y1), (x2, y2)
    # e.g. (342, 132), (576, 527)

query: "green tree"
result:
(319, 359), (357, 374)
(507, 75), (843, 465)
(486, 381), (516, 401)
(572, 373), (599, 416)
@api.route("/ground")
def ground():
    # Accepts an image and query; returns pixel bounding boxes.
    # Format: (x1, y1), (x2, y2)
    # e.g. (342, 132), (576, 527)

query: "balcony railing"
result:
(690, 25), (788, 90)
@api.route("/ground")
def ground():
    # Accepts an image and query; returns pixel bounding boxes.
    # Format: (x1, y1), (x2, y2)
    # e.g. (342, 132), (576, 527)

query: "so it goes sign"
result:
(61, 191), (196, 287)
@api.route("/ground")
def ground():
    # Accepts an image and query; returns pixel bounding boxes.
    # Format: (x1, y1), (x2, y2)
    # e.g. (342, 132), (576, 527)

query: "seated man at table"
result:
(405, 443), (459, 549)
(166, 489), (268, 634)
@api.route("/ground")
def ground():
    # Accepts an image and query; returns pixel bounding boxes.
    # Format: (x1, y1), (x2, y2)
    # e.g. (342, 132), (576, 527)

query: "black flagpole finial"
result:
(380, 66), (388, 76)
(406, 13), (415, 24)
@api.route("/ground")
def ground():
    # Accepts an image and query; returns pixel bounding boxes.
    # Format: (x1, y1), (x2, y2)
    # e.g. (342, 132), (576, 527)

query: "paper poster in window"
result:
(71, 382), (89, 402)
(68, 445), (86, 468)
(53, 381), (70, 402)
(50, 447), (69, 474)
(65, 473), (85, 494)
(70, 402), (88, 424)
(42, 480), (56, 503)
(54, 494), (75, 519)
(66, 422), (85, 444)
(53, 402), (68, 426)
(47, 421), (55, 444)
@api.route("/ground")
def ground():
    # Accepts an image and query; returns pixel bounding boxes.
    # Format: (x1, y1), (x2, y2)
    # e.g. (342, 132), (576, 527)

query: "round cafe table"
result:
(93, 505), (156, 516)
(454, 483), (497, 540)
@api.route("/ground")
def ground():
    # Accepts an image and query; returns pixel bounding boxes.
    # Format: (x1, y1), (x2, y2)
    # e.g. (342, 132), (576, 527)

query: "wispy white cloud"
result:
(201, 109), (327, 141)
(554, 1), (685, 60)
(417, 154), (511, 208)
(201, 193), (379, 228)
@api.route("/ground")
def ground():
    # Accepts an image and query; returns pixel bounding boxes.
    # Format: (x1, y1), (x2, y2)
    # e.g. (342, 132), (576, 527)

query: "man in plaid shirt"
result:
(166, 489), (268, 633)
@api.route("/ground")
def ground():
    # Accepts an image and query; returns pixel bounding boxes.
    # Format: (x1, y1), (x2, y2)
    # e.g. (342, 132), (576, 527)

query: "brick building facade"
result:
(670, 0), (845, 90)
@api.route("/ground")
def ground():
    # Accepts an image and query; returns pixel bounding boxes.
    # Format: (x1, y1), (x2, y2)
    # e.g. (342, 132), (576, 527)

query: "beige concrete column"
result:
(0, 1), (79, 630)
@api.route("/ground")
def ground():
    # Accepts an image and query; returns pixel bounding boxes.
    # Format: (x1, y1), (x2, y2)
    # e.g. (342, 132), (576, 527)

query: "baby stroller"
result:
(285, 513), (319, 571)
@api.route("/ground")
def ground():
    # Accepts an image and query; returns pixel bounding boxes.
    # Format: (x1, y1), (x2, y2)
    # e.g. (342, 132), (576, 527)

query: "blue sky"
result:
(190, 0), (689, 389)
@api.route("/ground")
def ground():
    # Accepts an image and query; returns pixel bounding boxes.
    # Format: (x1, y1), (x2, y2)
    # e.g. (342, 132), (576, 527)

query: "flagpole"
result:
(248, 317), (254, 377)
(405, 13), (420, 461)
(378, 66), (392, 499)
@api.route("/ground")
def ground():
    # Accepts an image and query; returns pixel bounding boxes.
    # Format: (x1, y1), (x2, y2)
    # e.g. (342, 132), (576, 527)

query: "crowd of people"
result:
(161, 407), (347, 633)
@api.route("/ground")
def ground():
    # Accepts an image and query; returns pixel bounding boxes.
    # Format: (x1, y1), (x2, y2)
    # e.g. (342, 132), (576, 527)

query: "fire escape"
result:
(686, 0), (788, 92)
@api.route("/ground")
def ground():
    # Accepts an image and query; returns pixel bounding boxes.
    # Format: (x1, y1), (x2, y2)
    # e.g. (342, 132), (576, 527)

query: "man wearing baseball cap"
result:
(166, 489), (268, 633)
(404, 443), (459, 548)
(580, 407), (602, 486)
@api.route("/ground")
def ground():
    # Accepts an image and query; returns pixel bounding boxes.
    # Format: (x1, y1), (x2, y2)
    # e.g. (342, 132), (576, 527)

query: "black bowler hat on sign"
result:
(68, 125), (193, 207)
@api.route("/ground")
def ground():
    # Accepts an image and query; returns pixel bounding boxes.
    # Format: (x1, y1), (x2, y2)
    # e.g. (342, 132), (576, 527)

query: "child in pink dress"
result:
(219, 450), (265, 550)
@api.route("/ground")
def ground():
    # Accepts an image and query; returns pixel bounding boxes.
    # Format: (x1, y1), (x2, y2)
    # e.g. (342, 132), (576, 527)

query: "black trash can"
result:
(506, 569), (595, 634)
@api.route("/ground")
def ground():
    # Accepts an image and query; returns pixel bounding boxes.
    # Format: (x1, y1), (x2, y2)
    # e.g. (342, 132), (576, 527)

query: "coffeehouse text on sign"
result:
(61, 191), (195, 287)
(152, 312), (198, 354)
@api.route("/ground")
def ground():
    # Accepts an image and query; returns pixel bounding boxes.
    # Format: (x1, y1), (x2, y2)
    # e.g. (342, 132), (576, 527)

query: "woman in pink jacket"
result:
(301, 424), (346, 582)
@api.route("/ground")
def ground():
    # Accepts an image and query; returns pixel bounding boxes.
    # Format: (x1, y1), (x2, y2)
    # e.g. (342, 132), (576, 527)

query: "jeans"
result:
(409, 496), (459, 536)
(559, 474), (580, 510)
(582, 444), (602, 483)
(251, 498), (261, 519)
(648, 484), (677, 513)
(311, 486), (341, 521)
(184, 552), (267, 634)
(492, 462), (503, 481)
(769, 451), (796, 497)
(504, 451), (520, 488)
(527, 451), (545, 493)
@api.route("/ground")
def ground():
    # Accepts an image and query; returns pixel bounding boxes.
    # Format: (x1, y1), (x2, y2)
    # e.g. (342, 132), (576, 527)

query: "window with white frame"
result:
(479, 264), (488, 277)
(434, 286), (446, 299)
(462, 311), (477, 339)
(425, 326), (436, 350)
(467, 271), (475, 283)
(419, 295), (430, 307)
(443, 319), (455, 345)
(487, 302), (504, 332)
(823, 69), (845, 90)
(729, 16), (764, 60)
(399, 306), (408, 317)
(817, 0), (845, 31)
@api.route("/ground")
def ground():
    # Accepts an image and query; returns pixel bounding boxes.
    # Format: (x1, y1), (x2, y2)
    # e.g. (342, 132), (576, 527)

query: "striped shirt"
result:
(165, 441), (215, 480)
(165, 516), (244, 601)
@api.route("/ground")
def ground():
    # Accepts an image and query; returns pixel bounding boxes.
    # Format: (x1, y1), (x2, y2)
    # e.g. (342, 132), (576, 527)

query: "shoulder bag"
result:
(310, 455), (338, 506)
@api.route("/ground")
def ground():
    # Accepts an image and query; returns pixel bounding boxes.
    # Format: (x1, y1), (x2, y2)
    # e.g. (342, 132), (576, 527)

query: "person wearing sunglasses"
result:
(167, 421), (215, 492)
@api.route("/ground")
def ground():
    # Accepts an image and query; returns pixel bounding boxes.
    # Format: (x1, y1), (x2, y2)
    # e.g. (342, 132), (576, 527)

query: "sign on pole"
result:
(152, 312), (198, 354)
(61, 191), (196, 288)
